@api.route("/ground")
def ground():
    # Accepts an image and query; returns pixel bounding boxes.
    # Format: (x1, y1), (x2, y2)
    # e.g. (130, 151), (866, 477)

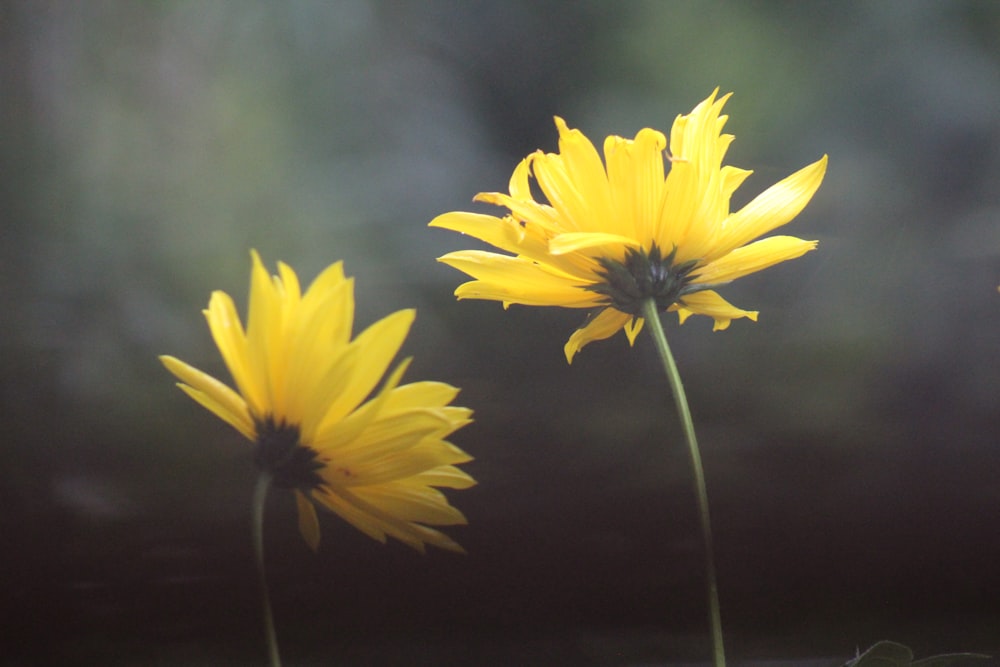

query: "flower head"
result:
(430, 90), (827, 363)
(161, 251), (474, 553)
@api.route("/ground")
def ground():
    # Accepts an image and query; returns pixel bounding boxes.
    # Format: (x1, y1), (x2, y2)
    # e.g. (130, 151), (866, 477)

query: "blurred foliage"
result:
(2, 0), (999, 664)
(842, 640), (989, 667)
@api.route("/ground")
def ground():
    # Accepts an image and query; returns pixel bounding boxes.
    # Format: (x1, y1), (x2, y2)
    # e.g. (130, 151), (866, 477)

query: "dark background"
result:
(2, 1), (999, 665)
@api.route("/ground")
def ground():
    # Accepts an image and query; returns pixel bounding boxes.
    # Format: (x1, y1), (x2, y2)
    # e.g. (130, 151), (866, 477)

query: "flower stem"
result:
(641, 299), (725, 667)
(253, 471), (283, 667)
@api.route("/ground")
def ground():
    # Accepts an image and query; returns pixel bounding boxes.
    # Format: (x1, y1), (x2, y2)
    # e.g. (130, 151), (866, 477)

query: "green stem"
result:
(253, 472), (282, 667)
(641, 299), (726, 667)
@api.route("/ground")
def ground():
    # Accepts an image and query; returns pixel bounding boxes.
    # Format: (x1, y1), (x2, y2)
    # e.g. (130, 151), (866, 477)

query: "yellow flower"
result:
(161, 251), (474, 553)
(431, 90), (828, 363)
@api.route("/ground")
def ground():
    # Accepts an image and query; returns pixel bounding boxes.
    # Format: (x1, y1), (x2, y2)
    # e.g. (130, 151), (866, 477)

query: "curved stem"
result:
(641, 299), (726, 667)
(253, 472), (283, 667)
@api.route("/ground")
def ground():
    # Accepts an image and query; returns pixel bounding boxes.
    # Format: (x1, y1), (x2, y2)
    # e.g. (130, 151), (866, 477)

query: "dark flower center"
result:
(585, 243), (714, 316)
(253, 416), (324, 490)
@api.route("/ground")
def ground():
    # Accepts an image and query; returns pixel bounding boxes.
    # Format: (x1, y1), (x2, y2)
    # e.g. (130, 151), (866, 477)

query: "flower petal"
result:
(281, 276), (354, 427)
(532, 118), (615, 234)
(564, 308), (631, 364)
(335, 409), (453, 463)
(548, 231), (641, 257)
(675, 290), (758, 330)
(430, 211), (590, 278)
(246, 249), (284, 413)
(712, 155), (828, 258)
(295, 490), (321, 552)
(411, 466), (477, 490)
(694, 235), (817, 284)
(438, 251), (600, 308)
(204, 290), (265, 417)
(604, 128), (667, 241)
(313, 485), (465, 554)
(337, 440), (473, 486)
(352, 483), (468, 526)
(160, 355), (255, 439)
(314, 358), (412, 452)
(317, 310), (415, 430)
(311, 487), (388, 545)
(175, 384), (255, 440)
(382, 381), (460, 412)
(623, 316), (644, 345)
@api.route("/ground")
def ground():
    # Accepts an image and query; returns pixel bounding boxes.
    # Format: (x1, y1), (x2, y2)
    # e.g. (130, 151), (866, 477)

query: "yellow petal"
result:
(314, 485), (466, 554)
(302, 262), (352, 346)
(281, 277), (355, 427)
(160, 355), (255, 438)
(563, 308), (631, 364)
(295, 490), (321, 552)
(382, 381), (460, 413)
(298, 346), (359, 442)
(312, 487), (387, 545)
(436, 208), (596, 279)
(531, 117), (614, 233)
(431, 211), (559, 266)
(338, 442), (471, 486)
(438, 251), (599, 308)
(623, 316), (644, 346)
(246, 250), (283, 413)
(317, 310), (415, 430)
(352, 484), (468, 526)
(314, 358), (412, 452)
(506, 155), (534, 200)
(335, 410), (452, 463)
(276, 261), (301, 305)
(660, 91), (737, 255)
(713, 155), (828, 258)
(411, 466), (478, 490)
(720, 164), (753, 202)
(604, 127), (667, 241)
(675, 290), (758, 330)
(204, 290), (265, 416)
(174, 384), (256, 440)
(694, 236), (817, 284)
(452, 280), (600, 309)
(548, 231), (640, 256)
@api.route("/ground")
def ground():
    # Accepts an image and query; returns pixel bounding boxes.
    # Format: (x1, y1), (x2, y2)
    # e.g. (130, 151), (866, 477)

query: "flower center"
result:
(586, 244), (710, 316)
(253, 416), (324, 490)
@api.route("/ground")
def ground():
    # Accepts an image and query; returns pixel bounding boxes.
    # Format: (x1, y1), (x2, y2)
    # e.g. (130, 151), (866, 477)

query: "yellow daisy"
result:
(161, 251), (474, 554)
(431, 90), (827, 363)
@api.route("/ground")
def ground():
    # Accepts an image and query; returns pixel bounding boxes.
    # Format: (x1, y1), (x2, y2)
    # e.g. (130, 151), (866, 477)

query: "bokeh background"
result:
(2, 1), (999, 665)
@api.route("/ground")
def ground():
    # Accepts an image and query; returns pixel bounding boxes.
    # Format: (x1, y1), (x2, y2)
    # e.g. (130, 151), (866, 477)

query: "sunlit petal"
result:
(694, 236), (817, 284)
(439, 251), (601, 308)
(712, 155), (828, 259)
(549, 232), (641, 256)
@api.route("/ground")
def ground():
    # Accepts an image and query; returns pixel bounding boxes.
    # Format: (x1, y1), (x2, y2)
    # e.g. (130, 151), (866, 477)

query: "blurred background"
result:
(2, 1), (999, 665)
